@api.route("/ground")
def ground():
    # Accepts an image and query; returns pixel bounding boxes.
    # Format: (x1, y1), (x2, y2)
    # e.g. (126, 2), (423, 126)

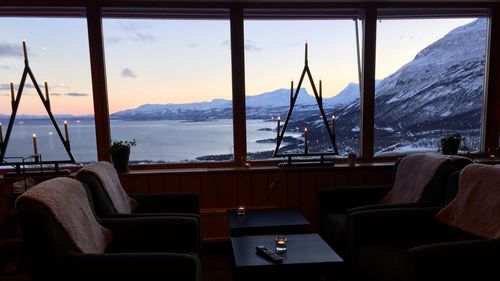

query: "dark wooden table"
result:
(227, 208), (310, 236)
(231, 234), (343, 280)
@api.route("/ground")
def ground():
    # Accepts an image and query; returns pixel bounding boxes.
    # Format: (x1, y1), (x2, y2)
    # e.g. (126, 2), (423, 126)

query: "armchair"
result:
(319, 153), (471, 257)
(16, 177), (201, 281)
(76, 161), (199, 218)
(347, 165), (500, 281)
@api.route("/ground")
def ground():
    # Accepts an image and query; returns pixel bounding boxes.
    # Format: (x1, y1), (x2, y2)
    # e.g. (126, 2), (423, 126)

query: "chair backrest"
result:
(385, 155), (472, 205)
(76, 171), (118, 216)
(418, 160), (468, 205)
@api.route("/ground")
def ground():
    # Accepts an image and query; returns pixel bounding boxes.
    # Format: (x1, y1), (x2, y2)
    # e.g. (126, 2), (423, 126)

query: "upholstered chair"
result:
(16, 177), (201, 281)
(319, 153), (471, 257)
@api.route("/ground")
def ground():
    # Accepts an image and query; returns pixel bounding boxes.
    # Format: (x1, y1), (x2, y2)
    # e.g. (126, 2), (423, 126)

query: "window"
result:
(244, 10), (363, 161)
(102, 9), (232, 164)
(0, 11), (96, 165)
(374, 10), (489, 156)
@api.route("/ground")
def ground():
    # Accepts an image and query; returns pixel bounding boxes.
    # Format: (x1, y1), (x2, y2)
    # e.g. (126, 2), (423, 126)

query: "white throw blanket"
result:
(77, 161), (137, 214)
(16, 177), (112, 253)
(437, 163), (500, 239)
(380, 153), (470, 204)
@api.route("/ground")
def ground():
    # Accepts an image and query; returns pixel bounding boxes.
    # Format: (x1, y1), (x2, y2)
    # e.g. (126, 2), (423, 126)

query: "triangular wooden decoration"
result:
(273, 43), (339, 158)
(0, 41), (75, 165)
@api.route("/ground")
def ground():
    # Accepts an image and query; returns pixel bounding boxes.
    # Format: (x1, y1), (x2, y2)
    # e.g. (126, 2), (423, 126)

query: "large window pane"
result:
(374, 15), (488, 156)
(0, 14), (96, 165)
(103, 12), (232, 164)
(245, 12), (363, 161)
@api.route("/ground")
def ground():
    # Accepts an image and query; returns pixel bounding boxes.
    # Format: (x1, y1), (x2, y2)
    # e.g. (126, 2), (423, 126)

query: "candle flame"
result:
(333, 115), (336, 119)
(64, 120), (67, 125)
(278, 116), (281, 121)
(305, 128), (308, 132)
(32, 133), (36, 138)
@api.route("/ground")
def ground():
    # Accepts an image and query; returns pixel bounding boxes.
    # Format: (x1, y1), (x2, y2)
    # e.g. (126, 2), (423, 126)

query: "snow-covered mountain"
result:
(111, 88), (315, 120)
(328, 18), (487, 154)
(112, 18), (487, 156)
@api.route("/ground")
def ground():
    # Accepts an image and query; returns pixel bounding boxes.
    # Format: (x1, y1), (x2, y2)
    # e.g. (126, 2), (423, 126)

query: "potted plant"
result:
(110, 139), (136, 172)
(440, 133), (461, 155)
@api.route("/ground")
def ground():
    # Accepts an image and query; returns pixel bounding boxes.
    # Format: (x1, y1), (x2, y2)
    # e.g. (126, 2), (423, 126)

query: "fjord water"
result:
(1, 119), (278, 163)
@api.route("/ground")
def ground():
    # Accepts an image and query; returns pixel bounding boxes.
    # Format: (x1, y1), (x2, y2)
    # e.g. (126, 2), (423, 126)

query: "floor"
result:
(1, 241), (342, 281)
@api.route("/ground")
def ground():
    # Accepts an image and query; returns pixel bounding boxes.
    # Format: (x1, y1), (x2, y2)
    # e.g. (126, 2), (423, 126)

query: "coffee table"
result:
(227, 208), (310, 236)
(231, 234), (343, 280)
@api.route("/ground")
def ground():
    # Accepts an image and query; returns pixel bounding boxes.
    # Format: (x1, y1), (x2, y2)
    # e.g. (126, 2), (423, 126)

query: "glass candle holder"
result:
(237, 205), (246, 215)
(275, 236), (287, 253)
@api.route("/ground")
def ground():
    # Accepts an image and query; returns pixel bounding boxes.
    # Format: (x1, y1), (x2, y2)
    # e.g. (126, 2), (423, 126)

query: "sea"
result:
(0, 118), (292, 164)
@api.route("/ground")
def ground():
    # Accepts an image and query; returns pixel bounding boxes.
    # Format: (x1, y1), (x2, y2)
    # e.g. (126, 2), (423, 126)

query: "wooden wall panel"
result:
(218, 174), (238, 208)
(147, 175), (164, 193)
(236, 173), (252, 207)
(163, 174), (181, 192)
(200, 174), (219, 209)
(119, 164), (393, 241)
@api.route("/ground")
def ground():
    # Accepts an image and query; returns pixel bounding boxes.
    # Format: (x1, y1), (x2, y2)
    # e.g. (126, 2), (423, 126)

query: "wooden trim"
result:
(87, 4), (112, 162)
(230, 7), (247, 166)
(484, 6), (500, 152)
(360, 7), (377, 161)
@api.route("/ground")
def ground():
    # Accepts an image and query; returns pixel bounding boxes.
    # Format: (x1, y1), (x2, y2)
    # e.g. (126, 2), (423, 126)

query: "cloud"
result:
(130, 33), (155, 42)
(244, 40), (261, 52)
(65, 92), (88, 97)
(0, 43), (22, 59)
(221, 40), (262, 52)
(186, 43), (199, 48)
(0, 65), (10, 69)
(121, 68), (137, 78)
(0, 83), (34, 90)
(50, 93), (62, 96)
(105, 36), (123, 44)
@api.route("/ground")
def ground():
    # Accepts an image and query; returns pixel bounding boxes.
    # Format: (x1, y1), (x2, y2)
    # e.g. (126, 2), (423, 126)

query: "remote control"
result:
(255, 245), (283, 263)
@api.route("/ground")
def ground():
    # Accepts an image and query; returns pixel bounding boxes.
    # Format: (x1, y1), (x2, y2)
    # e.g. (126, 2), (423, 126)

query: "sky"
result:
(0, 16), (477, 116)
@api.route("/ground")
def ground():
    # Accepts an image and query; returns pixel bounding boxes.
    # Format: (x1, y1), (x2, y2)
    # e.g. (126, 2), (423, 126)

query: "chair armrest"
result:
(97, 212), (200, 223)
(319, 185), (392, 213)
(407, 240), (500, 281)
(132, 192), (199, 214)
(48, 252), (200, 281)
(347, 207), (443, 248)
(101, 216), (200, 254)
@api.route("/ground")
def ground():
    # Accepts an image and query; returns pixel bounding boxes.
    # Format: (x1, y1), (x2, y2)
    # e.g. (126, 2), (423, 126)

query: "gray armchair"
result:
(347, 168), (500, 281)
(319, 154), (471, 257)
(16, 178), (201, 281)
(76, 162), (199, 219)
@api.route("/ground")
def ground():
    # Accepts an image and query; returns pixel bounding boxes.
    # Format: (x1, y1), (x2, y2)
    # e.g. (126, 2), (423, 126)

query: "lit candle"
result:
(32, 133), (38, 155)
(0, 123), (3, 144)
(304, 128), (308, 154)
(332, 115), (336, 135)
(277, 116), (281, 140)
(237, 205), (246, 215)
(10, 82), (15, 103)
(44, 81), (50, 104)
(290, 80), (294, 106)
(22, 40), (28, 61)
(64, 120), (69, 141)
(275, 235), (287, 253)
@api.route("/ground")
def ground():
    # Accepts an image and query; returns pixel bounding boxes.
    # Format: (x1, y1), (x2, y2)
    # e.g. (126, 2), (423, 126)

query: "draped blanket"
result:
(437, 163), (500, 239)
(77, 161), (137, 214)
(380, 153), (470, 204)
(16, 177), (112, 253)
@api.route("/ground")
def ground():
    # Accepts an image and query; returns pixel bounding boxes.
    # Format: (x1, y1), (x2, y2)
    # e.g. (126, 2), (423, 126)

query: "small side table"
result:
(227, 208), (310, 236)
